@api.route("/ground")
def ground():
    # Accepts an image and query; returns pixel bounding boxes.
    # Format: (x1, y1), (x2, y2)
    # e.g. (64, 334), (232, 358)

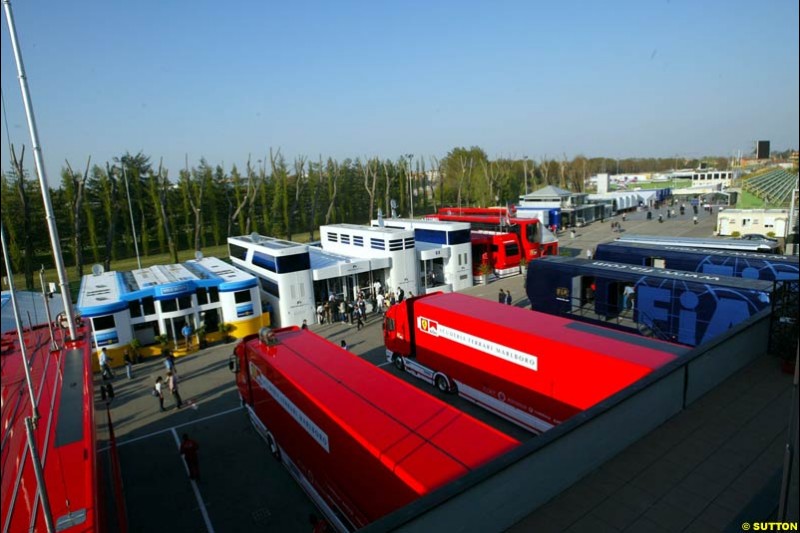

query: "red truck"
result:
(384, 293), (686, 434)
(230, 326), (519, 531)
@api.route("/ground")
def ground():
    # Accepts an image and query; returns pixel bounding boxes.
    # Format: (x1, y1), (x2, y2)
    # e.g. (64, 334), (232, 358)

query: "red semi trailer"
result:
(384, 293), (687, 434)
(230, 326), (519, 532)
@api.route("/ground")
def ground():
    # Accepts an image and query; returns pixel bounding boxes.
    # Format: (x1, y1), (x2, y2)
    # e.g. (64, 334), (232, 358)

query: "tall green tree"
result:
(62, 157), (91, 278)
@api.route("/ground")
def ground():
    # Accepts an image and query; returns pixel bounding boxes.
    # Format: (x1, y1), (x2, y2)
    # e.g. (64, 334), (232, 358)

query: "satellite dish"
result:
(250, 232), (260, 243)
(195, 250), (204, 261)
(91, 264), (104, 276)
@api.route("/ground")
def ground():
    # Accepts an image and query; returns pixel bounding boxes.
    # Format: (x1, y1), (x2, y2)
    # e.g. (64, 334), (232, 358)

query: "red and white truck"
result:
(384, 292), (686, 434)
(230, 326), (519, 532)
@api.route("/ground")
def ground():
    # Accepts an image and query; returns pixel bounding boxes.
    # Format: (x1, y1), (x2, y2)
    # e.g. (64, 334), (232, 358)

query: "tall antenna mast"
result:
(3, 0), (78, 340)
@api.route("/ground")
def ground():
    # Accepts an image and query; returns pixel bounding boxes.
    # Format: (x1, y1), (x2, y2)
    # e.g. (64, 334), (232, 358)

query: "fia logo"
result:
(417, 316), (440, 336)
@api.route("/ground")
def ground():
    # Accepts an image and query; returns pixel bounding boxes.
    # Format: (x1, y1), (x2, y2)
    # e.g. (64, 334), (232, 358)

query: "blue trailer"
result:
(525, 256), (774, 346)
(595, 241), (799, 282)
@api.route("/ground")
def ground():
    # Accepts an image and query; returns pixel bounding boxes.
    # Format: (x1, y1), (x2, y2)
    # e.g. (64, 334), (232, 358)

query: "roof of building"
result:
(76, 256), (257, 317)
(523, 185), (574, 198)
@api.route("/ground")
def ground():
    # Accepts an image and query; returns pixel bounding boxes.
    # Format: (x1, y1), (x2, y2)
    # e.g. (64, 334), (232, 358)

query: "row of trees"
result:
(2, 146), (719, 288)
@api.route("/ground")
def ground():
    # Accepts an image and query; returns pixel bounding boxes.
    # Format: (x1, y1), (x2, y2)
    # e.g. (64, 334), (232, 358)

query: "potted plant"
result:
(129, 338), (143, 363)
(219, 322), (234, 343)
(477, 262), (492, 285)
(519, 256), (529, 276)
(154, 334), (169, 350)
(196, 325), (208, 349)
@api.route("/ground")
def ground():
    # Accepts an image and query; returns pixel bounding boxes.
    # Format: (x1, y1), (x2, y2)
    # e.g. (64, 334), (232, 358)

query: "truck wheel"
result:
(266, 432), (281, 461)
(392, 354), (405, 371)
(435, 375), (451, 394)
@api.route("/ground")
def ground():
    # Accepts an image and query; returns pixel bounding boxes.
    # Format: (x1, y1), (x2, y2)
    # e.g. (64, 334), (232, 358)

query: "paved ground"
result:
(95, 205), (798, 531)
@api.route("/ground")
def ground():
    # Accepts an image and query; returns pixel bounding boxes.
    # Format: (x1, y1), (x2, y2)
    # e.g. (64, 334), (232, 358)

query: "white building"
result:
(372, 218), (473, 293)
(691, 169), (738, 188)
(320, 224), (419, 297)
(716, 208), (791, 238)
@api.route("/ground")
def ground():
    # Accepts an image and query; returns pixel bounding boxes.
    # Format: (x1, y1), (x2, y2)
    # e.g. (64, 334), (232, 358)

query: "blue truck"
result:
(525, 256), (774, 346)
(594, 241), (799, 282)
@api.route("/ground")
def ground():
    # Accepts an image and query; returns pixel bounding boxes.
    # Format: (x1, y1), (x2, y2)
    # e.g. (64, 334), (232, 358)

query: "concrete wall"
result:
(363, 310), (773, 533)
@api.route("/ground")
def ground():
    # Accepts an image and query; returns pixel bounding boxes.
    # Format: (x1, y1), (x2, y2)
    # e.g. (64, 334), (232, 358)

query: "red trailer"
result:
(471, 231), (522, 278)
(230, 327), (519, 531)
(384, 293), (687, 434)
(428, 210), (559, 261)
(2, 322), (124, 533)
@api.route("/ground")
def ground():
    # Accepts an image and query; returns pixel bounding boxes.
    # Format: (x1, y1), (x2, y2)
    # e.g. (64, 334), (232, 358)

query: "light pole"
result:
(122, 163), (142, 270)
(406, 154), (414, 218)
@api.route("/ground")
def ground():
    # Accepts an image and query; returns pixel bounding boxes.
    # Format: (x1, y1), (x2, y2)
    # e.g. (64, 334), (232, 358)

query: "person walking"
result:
(355, 307), (364, 331)
(623, 285), (635, 311)
(99, 348), (114, 380)
(358, 298), (367, 321)
(164, 351), (177, 376)
(154, 376), (165, 412)
(182, 323), (194, 350)
(397, 288), (405, 303)
(505, 290), (512, 305)
(167, 370), (183, 409)
(179, 433), (200, 480)
(376, 292), (385, 314)
(498, 289), (505, 303)
(123, 351), (133, 379)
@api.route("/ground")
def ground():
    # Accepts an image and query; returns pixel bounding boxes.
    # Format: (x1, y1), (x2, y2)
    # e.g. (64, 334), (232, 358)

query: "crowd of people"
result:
(315, 284), (410, 329)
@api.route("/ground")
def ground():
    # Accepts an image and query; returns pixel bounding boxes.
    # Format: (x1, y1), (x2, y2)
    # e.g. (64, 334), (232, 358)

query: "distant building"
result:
(716, 208), (791, 238)
(371, 218), (473, 292)
(691, 169), (737, 188)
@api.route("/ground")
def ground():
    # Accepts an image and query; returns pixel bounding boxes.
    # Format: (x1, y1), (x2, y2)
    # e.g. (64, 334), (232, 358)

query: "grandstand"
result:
(741, 167), (798, 206)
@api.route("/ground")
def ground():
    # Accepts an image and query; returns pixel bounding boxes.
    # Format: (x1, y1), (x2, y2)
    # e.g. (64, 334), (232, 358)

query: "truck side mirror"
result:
(228, 354), (239, 373)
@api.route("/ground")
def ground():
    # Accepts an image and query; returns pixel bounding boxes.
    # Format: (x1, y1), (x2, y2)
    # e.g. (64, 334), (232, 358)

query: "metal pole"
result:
(777, 342), (798, 520)
(787, 188), (798, 256)
(122, 164), (142, 270)
(25, 417), (56, 533)
(3, 0), (77, 340)
(39, 266), (57, 351)
(2, 224), (40, 422)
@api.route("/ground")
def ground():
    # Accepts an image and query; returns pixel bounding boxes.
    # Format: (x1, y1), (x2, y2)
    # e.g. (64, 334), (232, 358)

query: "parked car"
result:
(740, 233), (778, 242)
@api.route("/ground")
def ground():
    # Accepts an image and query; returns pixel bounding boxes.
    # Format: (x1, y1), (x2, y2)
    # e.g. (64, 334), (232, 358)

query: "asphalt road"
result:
(96, 206), (721, 532)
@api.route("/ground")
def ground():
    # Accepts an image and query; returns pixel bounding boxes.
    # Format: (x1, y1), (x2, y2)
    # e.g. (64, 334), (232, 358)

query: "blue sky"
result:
(2, 0), (798, 179)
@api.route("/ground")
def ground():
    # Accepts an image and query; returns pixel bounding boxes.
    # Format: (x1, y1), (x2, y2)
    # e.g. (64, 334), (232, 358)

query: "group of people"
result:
(316, 285), (407, 329)
(497, 289), (513, 306)
(154, 351), (183, 411)
(99, 347), (200, 482)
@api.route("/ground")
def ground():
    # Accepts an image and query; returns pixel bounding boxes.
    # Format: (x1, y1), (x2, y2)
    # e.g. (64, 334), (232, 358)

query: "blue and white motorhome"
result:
(594, 241), (799, 282)
(77, 256), (263, 362)
(614, 234), (781, 254)
(525, 256), (774, 346)
(228, 235), (316, 328)
(371, 218), (473, 292)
